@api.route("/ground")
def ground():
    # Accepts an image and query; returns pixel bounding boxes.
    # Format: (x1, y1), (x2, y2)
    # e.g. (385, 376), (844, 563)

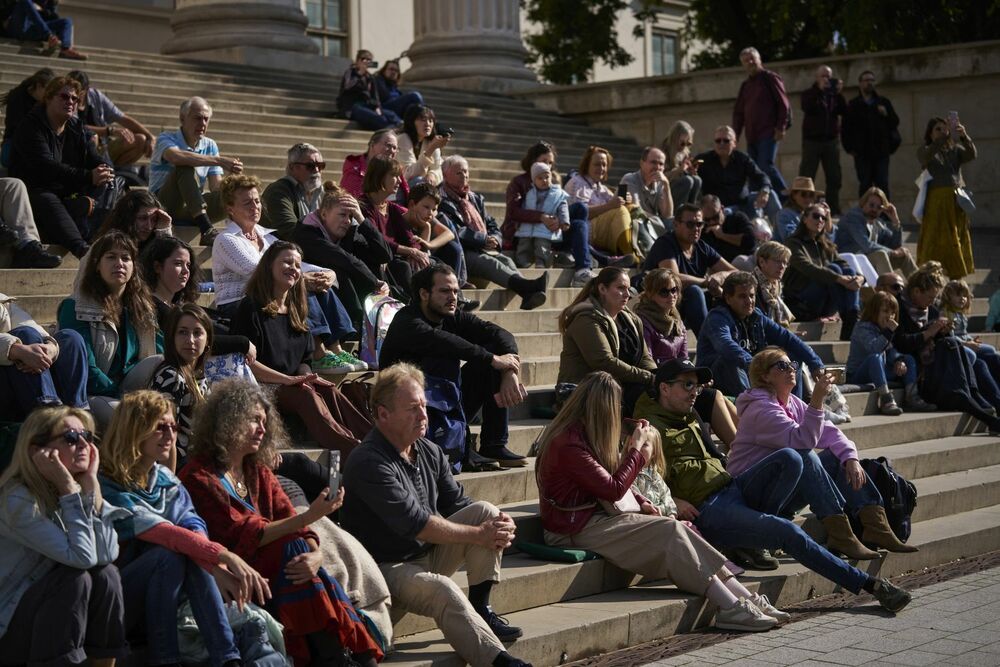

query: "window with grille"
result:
(305, 0), (347, 58)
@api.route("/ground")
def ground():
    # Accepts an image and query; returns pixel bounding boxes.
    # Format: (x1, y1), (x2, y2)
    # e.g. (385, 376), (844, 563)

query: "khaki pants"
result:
(379, 501), (505, 667)
(546, 511), (728, 597)
(867, 248), (918, 279)
(0, 177), (41, 244)
(155, 166), (225, 223)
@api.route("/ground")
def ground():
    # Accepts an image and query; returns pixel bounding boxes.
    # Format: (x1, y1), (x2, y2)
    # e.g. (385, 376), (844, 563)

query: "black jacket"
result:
(10, 105), (106, 196)
(293, 221), (392, 297)
(694, 149), (770, 207)
(436, 189), (501, 253)
(842, 94), (900, 158)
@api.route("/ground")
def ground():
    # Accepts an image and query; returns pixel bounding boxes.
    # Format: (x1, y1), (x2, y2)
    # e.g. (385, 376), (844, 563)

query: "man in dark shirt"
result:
(379, 264), (528, 467)
(643, 204), (736, 336)
(341, 364), (530, 667)
(695, 125), (779, 221)
(841, 70), (900, 198)
(798, 65), (848, 215)
(700, 194), (755, 264)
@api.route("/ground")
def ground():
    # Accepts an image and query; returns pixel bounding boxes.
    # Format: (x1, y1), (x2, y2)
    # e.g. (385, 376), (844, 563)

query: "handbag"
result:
(955, 187), (976, 216)
(597, 488), (642, 516)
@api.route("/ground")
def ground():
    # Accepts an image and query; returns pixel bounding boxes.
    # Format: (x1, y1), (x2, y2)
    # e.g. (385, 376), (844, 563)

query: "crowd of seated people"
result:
(3, 40), (999, 665)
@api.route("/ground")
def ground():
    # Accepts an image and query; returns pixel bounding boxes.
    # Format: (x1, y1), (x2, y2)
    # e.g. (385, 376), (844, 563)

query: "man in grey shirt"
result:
(620, 146), (674, 254)
(341, 363), (531, 667)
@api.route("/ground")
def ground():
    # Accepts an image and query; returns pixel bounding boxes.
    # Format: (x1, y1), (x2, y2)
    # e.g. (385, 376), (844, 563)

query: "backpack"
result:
(360, 293), (404, 370)
(852, 457), (917, 542)
(424, 375), (468, 473)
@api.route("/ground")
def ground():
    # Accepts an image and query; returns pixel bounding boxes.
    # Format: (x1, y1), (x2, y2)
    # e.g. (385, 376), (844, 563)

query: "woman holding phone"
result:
(916, 114), (977, 278)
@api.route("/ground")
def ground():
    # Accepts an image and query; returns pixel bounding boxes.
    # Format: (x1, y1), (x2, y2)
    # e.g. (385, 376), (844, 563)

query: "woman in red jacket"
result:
(535, 371), (781, 633)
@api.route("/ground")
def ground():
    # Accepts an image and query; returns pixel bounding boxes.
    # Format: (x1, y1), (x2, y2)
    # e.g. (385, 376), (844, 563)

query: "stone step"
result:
(383, 503), (1000, 665)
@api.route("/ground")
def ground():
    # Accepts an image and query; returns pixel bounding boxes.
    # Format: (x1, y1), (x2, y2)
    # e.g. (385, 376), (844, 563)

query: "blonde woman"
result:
(536, 371), (780, 632)
(565, 146), (635, 257)
(99, 390), (270, 667)
(0, 406), (127, 665)
(662, 120), (702, 205)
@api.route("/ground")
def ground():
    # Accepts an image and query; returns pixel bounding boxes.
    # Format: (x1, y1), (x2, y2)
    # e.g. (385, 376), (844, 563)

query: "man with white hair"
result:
(799, 65), (847, 215)
(619, 146), (674, 252)
(148, 97), (243, 245)
(261, 142), (326, 240)
(437, 155), (547, 311)
(732, 47), (790, 198)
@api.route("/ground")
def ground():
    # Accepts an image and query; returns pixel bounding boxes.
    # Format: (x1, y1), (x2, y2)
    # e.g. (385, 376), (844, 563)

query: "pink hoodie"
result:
(726, 388), (859, 477)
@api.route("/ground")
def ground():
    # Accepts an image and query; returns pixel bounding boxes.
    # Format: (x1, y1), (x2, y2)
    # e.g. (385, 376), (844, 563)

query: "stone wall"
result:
(516, 40), (998, 221)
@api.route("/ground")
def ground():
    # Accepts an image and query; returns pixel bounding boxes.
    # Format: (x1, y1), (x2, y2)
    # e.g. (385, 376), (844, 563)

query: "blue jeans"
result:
(381, 91), (423, 117)
(4, 0), (72, 45)
(787, 262), (860, 321)
(552, 204), (592, 270)
(307, 288), (355, 346)
(695, 449), (869, 593)
(121, 545), (238, 667)
(432, 237), (468, 285)
(747, 136), (788, 195)
(782, 449), (881, 519)
(348, 103), (401, 130)
(680, 284), (708, 337)
(967, 344), (1000, 411)
(0, 327), (88, 420)
(848, 351), (918, 387)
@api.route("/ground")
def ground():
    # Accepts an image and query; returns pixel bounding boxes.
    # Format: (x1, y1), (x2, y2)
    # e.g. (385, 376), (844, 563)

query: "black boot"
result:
(508, 273), (547, 311)
(839, 310), (859, 341)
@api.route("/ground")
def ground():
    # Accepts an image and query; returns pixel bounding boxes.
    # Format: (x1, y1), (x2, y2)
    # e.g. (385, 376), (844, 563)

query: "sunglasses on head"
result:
(770, 360), (800, 372)
(714, 138), (732, 144)
(43, 428), (94, 447)
(657, 286), (680, 297)
(666, 380), (704, 393)
(294, 161), (326, 171)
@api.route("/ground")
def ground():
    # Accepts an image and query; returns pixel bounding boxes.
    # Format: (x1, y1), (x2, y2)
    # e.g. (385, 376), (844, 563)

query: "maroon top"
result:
(359, 195), (417, 252)
(733, 69), (791, 143)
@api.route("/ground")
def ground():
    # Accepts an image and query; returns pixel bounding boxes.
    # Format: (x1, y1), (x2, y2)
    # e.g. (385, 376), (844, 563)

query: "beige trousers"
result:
(867, 248), (918, 278)
(546, 511), (728, 597)
(0, 177), (41, 244)
(379, 500), (505, 667)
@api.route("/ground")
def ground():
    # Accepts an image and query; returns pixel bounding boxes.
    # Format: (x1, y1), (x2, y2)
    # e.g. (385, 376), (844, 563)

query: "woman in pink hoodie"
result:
(727, 346), (917, 557)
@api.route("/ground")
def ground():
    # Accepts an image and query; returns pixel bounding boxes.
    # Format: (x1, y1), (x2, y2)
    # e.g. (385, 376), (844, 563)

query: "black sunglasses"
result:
(294, 161), (326, 171)
(809, 212), (829, 221)
(657, 286), (680, 297)
(41, 428), (95, 447)
(666, 380), (704, 392)
(770, 360), (800, 372)
(714, 138), (732, 144)
(683, 220), (705, 229)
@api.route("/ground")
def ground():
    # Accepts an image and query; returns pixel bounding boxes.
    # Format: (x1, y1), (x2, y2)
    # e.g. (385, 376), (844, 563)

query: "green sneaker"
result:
(311, 353), (353, 373)
(335, 351), (368, 372)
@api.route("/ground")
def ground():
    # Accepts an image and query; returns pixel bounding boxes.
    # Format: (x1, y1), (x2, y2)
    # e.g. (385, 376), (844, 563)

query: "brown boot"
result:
(821, 514), (881, 560)
(859, 505), (919, 553)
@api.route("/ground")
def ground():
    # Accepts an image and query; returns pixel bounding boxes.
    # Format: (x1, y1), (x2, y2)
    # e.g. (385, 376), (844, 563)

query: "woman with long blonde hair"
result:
(0, 406), (127, 665)
(99, 390), (270, 667)
(535, 371), (780, 633)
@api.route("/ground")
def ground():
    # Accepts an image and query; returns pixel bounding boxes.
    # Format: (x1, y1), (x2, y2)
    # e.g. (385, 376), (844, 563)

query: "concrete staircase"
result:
(3, 41), (1000, 667)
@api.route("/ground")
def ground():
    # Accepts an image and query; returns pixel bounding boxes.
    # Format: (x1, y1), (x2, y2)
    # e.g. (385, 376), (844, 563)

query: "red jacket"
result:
(340, 153), (411, 201)
(536, 423), (648, 535)
(733, 69), (791, 143)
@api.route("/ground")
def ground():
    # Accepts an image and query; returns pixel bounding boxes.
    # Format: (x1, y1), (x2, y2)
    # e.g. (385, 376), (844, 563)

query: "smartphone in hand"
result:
(948, 111), (960, 133)
(326, 450), (341, 501)
(617, 183), (629, 199)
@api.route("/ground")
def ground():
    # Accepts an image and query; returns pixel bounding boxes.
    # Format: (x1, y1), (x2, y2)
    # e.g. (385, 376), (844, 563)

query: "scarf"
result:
(753, 266), (794, 325)
(442, 183), (486, 234)
(633, 297), (684, 339)
(99, 464), (204, 540)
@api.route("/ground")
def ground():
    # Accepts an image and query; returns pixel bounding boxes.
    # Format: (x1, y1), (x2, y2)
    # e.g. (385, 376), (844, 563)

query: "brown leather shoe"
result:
(859, 505), (919, 553)
(821, 514), (880, 560)
(58, 47), (88, 60)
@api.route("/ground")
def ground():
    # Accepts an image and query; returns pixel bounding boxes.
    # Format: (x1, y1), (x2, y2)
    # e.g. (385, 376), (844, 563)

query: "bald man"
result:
(799, 65), (847, 215)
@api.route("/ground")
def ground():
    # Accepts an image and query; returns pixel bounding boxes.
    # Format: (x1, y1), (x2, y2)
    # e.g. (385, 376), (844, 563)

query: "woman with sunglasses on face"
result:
(98, 391), (270, 667)
(662, 121), (702, 206)
(782, 202), (862, 341)
(636, 268), (739, 446)
(57, 230), (164, 427)
(0, 407), (128, 667)
(728, 347), (918, 558)
(232, 242), (373, 458)
(180, 380), (384, 666)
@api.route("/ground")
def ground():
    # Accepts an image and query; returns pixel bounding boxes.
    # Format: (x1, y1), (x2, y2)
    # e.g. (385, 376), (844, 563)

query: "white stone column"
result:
(162, 0), (335, 71)
(405, 0), (537, 92)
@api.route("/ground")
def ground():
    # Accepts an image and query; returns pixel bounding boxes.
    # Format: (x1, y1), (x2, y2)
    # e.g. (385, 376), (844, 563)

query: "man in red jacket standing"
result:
(732, 47), (791, 199)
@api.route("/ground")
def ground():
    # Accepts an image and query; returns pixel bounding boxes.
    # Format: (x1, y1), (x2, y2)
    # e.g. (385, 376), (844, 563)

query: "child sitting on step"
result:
(846, 291), (935, 415)
(942, 279), (1000, 386)
(515, 162), (570, 268)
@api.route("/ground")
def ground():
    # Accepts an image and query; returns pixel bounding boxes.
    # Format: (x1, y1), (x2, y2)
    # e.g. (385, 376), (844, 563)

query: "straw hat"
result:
(789, 176), (824, 196)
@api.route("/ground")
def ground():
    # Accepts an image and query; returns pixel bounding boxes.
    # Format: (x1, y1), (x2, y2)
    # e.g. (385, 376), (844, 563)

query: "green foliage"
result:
(521, 0), (635, 85)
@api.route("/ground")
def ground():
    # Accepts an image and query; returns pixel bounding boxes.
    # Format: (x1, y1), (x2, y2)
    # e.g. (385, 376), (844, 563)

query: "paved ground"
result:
(639, 567), (1000, 666)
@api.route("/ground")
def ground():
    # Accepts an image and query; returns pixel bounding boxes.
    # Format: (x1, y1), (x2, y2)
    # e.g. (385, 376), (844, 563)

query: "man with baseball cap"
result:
(632, 357), (913, 612)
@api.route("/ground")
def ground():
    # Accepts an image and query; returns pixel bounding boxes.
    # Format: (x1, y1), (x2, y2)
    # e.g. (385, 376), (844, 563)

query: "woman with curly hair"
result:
(98, 390), (270, 667)
(179, 379), (384, 666)
(57, 230), (163, 425)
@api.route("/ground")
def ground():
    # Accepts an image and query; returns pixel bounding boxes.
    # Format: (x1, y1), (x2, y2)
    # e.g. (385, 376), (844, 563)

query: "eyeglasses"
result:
(46, 429), (94, 447)
(58, 92), (80, 104)
(770, 360), (800, 372)
(657, 287), (680, 297)
(809, 212), (829, 221)
(714, 138), (732, 144)
(294, 161), (326, 171)
(666, 380), (704, 393)
(155, 423), (178, 435)
(683, 220), (705, 229)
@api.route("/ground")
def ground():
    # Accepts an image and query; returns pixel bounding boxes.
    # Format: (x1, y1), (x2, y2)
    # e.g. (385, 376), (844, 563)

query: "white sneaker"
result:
(714, 597), (778, 632)
(751, 592), (791, 624)
(571, 268), (596, 288)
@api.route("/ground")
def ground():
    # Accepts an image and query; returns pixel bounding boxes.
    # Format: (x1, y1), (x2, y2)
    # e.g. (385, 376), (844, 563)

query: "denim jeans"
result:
(121, 545), (239, 666)
(695, 449), (869, 593)
(349, 103), (401, 130)
(747, 136), (788, 195)
(4, 0), (72, 44)
(381, 91), (423, 118)
(848, 351), (918, 387)
(432, 237), (468, 285)
(670, 174), (702, 206)
(552, 212), (591, 270)
(680, 284), (708, 337)
(787, 262), (860, 322)
(854, 154), (891, 198)
(709, 357), (750, 397)
(0, 327), (89, 420)
(460, 358), (508, 447)
(782, 449), (881, 518)
(307, 288), (355, 346)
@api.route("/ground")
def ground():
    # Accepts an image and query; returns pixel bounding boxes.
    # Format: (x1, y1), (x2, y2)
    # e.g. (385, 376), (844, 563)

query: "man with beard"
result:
(261, 142), (327, 240)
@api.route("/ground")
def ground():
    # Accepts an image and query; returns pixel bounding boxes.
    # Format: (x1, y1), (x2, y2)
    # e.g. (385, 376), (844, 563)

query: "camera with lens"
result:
(435, 126), (455, 138)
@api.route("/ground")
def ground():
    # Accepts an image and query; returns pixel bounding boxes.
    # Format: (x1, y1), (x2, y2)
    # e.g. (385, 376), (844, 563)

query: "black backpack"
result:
(852, 457), (917, 542)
